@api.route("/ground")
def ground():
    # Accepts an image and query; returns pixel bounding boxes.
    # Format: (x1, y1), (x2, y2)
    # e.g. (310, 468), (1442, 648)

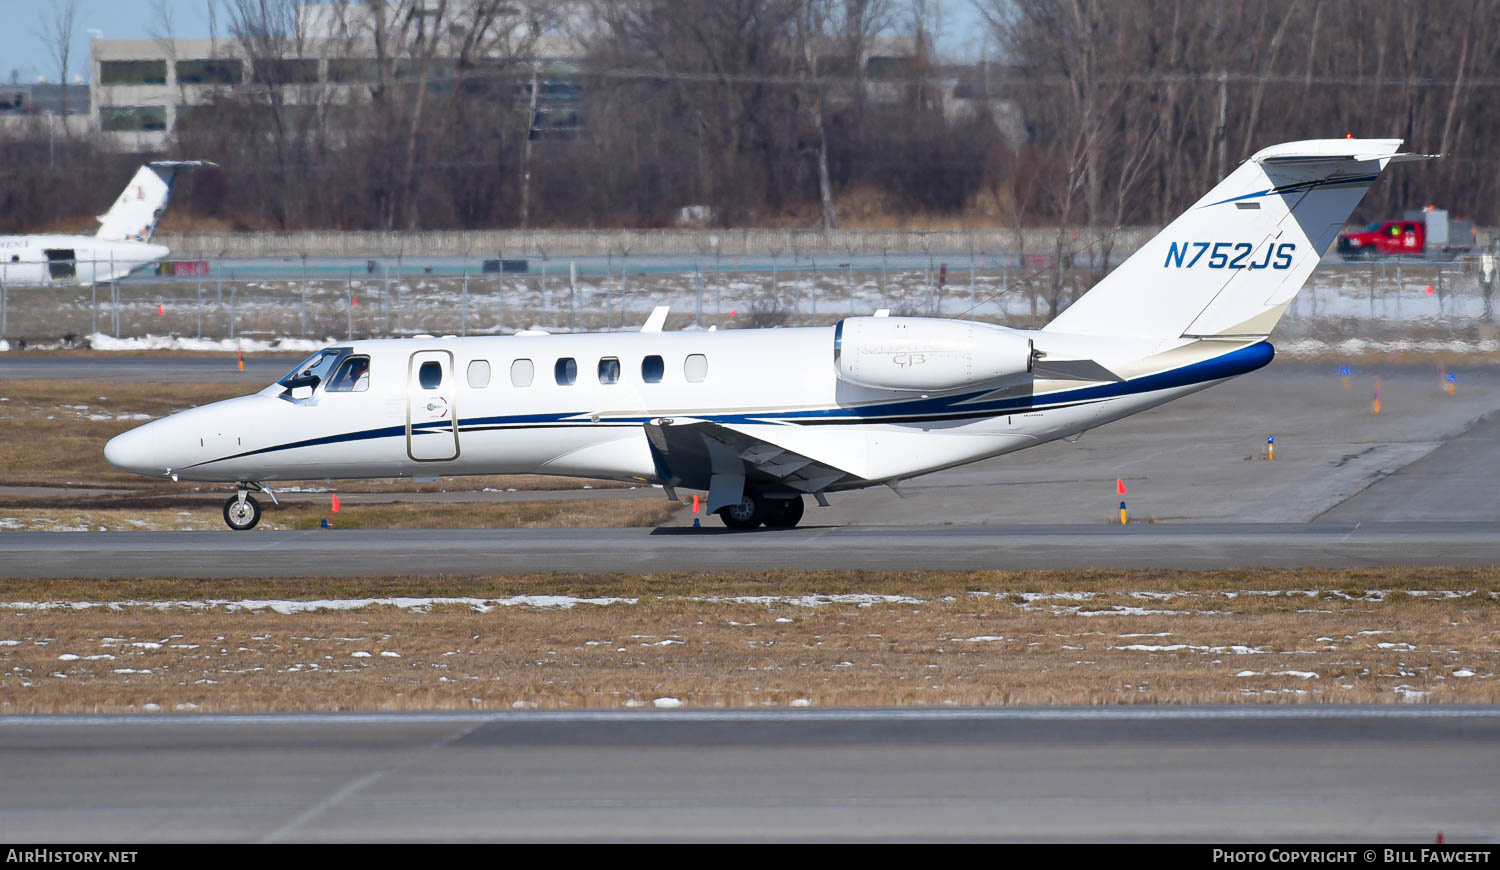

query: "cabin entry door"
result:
(407, 350), (460, 461)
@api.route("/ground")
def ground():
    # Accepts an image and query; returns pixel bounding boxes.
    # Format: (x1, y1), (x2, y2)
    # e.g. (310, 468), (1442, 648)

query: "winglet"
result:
(641, 305), (670, 333)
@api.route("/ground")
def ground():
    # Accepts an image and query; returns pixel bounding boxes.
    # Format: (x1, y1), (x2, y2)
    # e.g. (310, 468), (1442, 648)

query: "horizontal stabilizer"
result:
(1030, 358), (1123, 383)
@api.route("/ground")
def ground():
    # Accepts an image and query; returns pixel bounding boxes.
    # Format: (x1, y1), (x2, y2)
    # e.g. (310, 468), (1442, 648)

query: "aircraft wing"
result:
(643, 418), (864, 498)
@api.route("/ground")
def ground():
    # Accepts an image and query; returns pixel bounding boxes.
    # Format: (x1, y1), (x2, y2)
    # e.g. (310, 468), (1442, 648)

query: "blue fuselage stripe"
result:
(190, 341), (1274, 467)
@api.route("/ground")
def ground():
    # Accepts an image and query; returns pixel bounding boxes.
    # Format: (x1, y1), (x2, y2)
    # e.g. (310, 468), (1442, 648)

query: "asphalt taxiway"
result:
(3, 522), (1500, 577)
(1, 707), (1494, 842)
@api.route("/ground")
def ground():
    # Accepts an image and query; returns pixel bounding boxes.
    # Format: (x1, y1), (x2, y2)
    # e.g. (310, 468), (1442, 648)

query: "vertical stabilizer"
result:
(95, 161), (214, 242)
(1045, 140), (1433, 341)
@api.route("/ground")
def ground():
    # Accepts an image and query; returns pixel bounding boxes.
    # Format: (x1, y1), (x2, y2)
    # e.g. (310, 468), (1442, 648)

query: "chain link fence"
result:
(1, 249), (1496, 349)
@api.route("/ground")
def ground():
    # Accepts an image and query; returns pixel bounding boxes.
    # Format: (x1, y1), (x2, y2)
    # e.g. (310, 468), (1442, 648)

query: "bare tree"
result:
(34, 0), (78, 118)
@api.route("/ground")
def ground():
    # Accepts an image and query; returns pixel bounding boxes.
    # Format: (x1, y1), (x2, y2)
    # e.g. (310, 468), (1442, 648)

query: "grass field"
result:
(2, 567), (1496, 712)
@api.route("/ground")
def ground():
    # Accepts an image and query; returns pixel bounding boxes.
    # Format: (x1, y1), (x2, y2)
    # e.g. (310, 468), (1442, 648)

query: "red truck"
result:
(1337, 207), (1477, 260)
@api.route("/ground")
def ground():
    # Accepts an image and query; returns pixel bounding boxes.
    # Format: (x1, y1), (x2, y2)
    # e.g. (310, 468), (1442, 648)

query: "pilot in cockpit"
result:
(328, 356), (370, 392)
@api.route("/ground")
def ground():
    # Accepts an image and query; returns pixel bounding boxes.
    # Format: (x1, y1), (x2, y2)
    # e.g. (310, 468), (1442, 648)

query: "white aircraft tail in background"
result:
(0, 160), (214, 286)
(1048, 139), (1434, 343)
(95, 161), (213, 243)
(105, 141), (1432, 531)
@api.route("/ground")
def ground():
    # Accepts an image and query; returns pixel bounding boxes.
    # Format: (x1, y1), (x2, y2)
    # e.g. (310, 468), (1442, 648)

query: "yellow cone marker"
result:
(1119, 500), (1127, 525)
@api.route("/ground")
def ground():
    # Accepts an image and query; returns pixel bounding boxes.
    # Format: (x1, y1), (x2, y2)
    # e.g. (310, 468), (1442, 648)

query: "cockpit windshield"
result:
(277, 347), (349, 390)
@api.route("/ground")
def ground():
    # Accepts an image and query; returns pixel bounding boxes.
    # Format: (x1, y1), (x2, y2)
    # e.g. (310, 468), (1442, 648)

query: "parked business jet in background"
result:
(0, 160), (212, 286)
(106, 140), (1429, 530)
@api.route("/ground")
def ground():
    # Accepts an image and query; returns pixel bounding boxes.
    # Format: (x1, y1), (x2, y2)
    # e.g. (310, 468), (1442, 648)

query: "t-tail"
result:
(1045, 139), (1435, 343)
(95, 160), (215, 243)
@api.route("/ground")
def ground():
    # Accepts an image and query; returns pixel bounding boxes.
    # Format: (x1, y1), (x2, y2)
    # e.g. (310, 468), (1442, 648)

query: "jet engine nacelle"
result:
(833, 316), (1034, 391)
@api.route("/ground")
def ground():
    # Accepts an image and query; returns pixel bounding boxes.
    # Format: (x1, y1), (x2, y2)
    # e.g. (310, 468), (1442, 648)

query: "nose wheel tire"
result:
(223, 494), (262, 531)
(763, 496), (805, 528)
(717, 492), (766, 530)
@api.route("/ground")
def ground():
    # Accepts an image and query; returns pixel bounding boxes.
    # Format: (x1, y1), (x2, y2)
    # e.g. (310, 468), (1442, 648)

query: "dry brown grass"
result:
(0, 379), (629, 492)
(1, 566), (1495, 712)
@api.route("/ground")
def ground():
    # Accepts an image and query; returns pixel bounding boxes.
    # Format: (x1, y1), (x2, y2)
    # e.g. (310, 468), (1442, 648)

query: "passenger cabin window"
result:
(326, 356), (371, 392)
(684, 354), (708, 383)
(598, 357), (621, 385)
(555, 357), (577, 386)
(467, 360), (491, 389)
(641, 355), (665, 384)
(511, 359), (534, 387)
(418, 361), (443, 389)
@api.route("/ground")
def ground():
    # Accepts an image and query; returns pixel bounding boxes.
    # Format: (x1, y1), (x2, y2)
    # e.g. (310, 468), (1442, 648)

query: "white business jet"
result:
(106, 139), (1429, 530)
(0, 161), (212, 286)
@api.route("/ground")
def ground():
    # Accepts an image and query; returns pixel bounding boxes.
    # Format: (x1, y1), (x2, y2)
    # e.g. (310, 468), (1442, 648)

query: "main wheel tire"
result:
(717, 492), (765, 530)
(223, 494), (262, 531)
(762, 496), (805, 528)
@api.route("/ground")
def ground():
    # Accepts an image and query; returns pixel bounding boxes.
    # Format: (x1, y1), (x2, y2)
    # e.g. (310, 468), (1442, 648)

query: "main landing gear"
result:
(222, 482), (277, 531)
(717, 492), (806, 530)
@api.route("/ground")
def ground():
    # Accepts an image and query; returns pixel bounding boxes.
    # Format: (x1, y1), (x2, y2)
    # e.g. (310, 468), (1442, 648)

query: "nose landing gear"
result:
(222, 482), (277, 531)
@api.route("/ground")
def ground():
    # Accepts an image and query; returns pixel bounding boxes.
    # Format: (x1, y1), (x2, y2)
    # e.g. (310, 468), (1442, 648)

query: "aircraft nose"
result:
(105, 423), (168, 477)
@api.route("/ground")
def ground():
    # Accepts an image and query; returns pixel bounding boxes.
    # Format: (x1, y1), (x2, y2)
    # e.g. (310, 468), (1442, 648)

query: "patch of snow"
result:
(960, 636), (1007, 642)
(56, 653), (79, 661)
(1273, 670), (1320, 680)
(85, 333), (326, 354)
(1454, 669), (1476, 678)
(142, 703), (161, 712)
(351, 651), (372, 658)
(380, 650), (401, 658)
(652, 697), (682, 708)
(790, 698), (812, 707)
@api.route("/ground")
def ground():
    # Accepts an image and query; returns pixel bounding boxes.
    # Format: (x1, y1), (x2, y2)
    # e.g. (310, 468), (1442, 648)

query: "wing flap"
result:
(644, 418), (865, 495)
